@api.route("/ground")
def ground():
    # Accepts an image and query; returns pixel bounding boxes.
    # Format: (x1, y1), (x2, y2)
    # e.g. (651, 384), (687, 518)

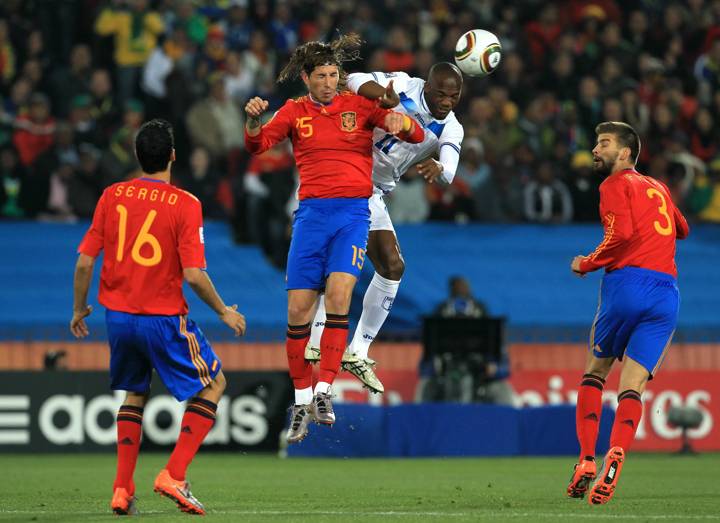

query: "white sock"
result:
(314, 381), (331, 395)
(295, 387), (313, 405)
(309, 294), (325, 349)
(348, 272), (400, 359)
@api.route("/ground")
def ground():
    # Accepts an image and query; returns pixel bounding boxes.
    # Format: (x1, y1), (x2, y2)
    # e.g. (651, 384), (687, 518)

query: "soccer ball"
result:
(454, 29), (502, 77)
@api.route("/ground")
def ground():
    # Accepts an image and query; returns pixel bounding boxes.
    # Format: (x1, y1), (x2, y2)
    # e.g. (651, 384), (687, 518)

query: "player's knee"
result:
(384, 257), (405, 280)
(323, 289), (351, 315)
(288, 305), (313, 324)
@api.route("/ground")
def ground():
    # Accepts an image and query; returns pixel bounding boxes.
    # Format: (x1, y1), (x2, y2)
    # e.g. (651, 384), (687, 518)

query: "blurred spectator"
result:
(473, 165), (524, 222)
(0, 144), (25, 218)
(382, 26), (414, 72)
(223, 0), (253, 51)
(689, 158), (720, 222)
(269, 2), (298, 55)
(176, 146), (224, 219)
(29, 121), (77, 217)
(566, 151), (601, 222)
(89, 69), (119, 145)
(242, 31), (276, 95)
(242, 142), (295, 268)
(185, 72), (244, 163)
(94, 0), (164, 106)
(435, 276), (487, 318)
(0, 19), (15, 87)
(224, 51), (254, 104)
(13, 92), (55, 167)
(68, 143), (102, 218)
(524, 160), (573, 223)
(387, 168), (430, 225)
(68, 95), (99, 147)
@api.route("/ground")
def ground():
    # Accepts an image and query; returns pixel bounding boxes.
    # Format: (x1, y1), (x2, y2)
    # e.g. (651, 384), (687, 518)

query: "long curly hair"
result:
(277, 33), (362, 85)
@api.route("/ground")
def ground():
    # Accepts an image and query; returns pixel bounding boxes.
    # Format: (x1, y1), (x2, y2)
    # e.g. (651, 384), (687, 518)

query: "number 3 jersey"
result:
(347, 71), (464, 193)
(579, 169), (689, 277)
(78, 178), (206, 315)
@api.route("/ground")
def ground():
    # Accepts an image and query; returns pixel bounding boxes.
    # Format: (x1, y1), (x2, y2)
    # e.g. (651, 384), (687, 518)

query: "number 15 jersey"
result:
(579, 169), (689, 278)
(78, 178), (206, 315)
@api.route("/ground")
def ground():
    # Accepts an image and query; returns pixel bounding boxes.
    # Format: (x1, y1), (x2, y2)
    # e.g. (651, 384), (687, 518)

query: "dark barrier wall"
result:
(0, 372), (292, 453)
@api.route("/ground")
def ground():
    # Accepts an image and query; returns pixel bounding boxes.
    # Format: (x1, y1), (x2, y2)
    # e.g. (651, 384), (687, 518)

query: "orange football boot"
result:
(567, 458), (597, 498)
(588, 446), (625, 505)
(153, 469), (206, 515)
(110, 487), (138, 515)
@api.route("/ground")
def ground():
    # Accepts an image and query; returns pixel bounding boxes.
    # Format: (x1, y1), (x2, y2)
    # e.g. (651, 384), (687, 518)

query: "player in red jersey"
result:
(244, 34), (424, 443)
(70, 119), (246, 516)
(566, 122), (689, 505)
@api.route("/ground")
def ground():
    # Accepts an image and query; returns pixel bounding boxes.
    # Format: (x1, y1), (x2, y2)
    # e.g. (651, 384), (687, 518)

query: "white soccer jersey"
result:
(347, 71), (464, 193)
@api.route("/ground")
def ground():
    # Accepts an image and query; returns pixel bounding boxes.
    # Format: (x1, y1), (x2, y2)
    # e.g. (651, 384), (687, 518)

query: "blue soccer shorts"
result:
(286, 197), (371, 290)
(106, 309), (222, 401)
(589, 267), (679, 378)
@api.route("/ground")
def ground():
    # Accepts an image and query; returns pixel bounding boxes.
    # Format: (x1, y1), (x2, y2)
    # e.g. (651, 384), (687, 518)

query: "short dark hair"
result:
(135, 119), (174, 174)
(595, 121), (640, 164)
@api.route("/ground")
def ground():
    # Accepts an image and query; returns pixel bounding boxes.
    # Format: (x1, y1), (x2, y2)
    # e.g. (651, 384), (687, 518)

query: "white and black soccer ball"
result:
(454, 29), (502, 77)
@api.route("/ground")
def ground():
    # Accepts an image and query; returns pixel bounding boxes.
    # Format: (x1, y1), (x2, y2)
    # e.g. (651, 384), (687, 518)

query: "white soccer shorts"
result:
(369, 188), (395, 232)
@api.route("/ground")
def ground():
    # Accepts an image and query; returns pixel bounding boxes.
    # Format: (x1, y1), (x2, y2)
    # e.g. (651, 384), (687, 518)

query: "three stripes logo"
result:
(0, 395), (30, 444)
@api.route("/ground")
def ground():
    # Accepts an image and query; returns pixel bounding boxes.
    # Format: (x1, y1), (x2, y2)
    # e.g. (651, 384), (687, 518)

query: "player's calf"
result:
(566, 458), (596, 498)
(588, 446), (625, 505)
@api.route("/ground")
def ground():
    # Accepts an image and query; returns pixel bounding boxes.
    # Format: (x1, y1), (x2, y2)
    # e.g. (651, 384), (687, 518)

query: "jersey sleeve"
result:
(77, 189), (108, 257)
(177, 196), (207, 269)
(244, 100), (295, 155)
(438, 121), (464, 184)
(579, 179), (634, 273)
(674, 205), (690, 239)
(347, 71), (411, 94)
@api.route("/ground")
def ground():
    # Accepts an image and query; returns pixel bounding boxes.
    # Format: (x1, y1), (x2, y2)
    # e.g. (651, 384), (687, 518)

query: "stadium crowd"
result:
(1, 0), (719, 259)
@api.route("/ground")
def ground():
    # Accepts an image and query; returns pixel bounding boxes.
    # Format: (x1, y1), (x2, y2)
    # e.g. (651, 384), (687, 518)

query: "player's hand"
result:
(571, 256), (586, 277)
(416, 158), (444, 183)
(220, 304), (246, 336)
(70, 305), (93, 338)
(378, 80), (400, 109)
(384, 111), (405, 135)
(245, 97), (269, 119)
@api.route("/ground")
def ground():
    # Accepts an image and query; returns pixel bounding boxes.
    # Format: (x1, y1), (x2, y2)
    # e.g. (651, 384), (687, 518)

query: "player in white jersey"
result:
(305, 63), (464, 393)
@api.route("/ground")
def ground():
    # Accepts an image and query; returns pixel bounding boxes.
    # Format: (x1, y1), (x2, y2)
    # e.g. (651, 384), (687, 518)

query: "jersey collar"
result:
(139, 177), (169, 184)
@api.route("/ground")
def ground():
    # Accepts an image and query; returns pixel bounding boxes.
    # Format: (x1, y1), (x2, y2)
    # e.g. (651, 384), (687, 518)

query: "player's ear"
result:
(300, 71), (309, 88)
(170, 149), (176, 162)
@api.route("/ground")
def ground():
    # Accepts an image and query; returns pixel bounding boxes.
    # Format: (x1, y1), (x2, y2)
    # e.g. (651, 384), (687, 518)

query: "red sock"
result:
(576, 373), (605, 461)
(166, 398), (217, 481)
(114, 405), (143, 495)
(286, 323), (312, 390)
(318, 313), (349, 385)
(610, 389), (643, 451)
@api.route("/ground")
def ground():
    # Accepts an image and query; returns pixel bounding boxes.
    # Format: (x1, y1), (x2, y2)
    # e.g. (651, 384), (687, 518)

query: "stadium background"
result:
(1, 0), (719, 462)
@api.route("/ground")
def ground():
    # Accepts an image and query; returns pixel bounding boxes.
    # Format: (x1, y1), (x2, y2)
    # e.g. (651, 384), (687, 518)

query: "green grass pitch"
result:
(1, 453), (718, 522)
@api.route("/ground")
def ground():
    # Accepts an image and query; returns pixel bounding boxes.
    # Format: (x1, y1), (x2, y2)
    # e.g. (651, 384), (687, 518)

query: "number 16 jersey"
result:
(579, 169), (689, 278)
(78, 178), (206, 315)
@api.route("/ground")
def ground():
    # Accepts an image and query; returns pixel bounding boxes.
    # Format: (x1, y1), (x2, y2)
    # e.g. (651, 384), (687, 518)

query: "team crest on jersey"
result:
(340, 111), (357, 132)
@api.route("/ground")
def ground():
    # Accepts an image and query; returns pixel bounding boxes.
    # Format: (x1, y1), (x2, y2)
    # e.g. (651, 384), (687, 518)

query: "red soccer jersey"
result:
(245, 91), (424, 199)
(579, 169), (689, 277)
(78, 178), (206, 315)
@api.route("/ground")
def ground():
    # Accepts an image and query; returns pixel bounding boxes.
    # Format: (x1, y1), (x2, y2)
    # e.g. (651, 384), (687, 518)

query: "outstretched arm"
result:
(244, 98), (293, 154)
(184, 268), (246, 336)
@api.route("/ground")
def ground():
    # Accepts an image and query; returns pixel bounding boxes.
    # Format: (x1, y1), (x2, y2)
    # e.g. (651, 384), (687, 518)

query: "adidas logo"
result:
(119, 437), (134, 445)
(585, 413), (598, 421)
(181, 425), (193, 434)
(622, 419), (635, 428)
